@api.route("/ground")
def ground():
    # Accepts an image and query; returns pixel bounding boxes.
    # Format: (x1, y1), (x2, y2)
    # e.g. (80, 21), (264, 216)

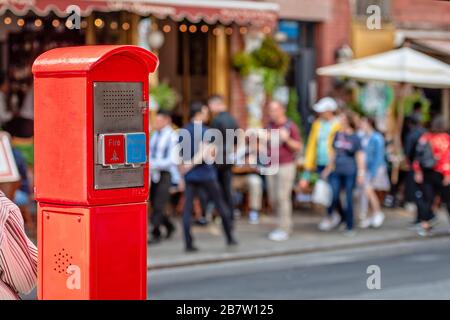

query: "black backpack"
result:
(415, 139), (436, 169)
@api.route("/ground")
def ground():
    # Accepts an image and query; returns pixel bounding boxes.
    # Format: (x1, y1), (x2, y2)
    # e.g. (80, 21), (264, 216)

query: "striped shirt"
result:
(0, 191), (37, 300)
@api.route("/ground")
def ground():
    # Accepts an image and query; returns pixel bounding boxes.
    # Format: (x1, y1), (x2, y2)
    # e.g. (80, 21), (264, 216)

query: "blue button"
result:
(126, 133), (147, 164)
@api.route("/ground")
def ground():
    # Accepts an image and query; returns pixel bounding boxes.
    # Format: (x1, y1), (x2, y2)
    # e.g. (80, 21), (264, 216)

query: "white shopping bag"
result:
(311, 179), (333, 207)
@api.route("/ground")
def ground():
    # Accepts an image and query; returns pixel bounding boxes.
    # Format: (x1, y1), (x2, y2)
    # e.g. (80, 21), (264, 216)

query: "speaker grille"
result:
(53, 248), (73, 274)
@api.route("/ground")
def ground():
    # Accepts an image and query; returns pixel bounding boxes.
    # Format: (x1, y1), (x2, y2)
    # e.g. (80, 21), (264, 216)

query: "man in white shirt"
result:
(149, 109), (178, 244)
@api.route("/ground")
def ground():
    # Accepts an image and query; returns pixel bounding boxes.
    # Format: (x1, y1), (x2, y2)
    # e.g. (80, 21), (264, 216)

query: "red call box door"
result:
(101, 134), (125, 166)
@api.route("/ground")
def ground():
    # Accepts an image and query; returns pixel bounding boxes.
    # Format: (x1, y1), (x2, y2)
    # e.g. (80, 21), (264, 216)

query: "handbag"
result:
(312, 178), (333, 207)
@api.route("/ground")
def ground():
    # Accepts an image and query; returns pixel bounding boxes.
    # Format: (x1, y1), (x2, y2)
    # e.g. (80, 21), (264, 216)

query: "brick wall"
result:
(392, 0), (450, 29)
(315, 0), (352, 98)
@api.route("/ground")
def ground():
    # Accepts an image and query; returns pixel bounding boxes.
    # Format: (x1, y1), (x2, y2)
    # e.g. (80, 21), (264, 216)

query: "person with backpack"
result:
(266, 100), (302, 241)
(413, 116), (450, 236)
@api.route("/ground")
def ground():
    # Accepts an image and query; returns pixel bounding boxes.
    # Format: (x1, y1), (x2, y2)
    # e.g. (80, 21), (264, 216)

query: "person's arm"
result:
(0, 200), (37, 297)
(356, 150), (366, 185)
(321, 149), (335, 179)
(442, 135), (450, 186)
(281, 123), (302, 153)
(301, 121), (319, 182)
(368, 136), (383, 179)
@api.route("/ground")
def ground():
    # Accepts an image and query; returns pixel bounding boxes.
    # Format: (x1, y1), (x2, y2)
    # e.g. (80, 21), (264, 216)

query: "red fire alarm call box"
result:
(33, 45), (158, 300)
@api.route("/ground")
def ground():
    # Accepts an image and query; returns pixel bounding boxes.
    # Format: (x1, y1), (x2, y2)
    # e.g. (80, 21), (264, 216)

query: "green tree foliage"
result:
(233, 37), (290, 95)
(151, 82), (178, 111)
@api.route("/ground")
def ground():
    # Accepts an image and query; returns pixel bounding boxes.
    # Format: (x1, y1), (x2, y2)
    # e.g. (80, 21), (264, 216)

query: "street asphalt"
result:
(148, 237), (450, 299)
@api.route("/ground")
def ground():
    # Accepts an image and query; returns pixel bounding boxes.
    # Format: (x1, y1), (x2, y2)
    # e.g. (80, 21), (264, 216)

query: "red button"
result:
(103, 134), (125, 165)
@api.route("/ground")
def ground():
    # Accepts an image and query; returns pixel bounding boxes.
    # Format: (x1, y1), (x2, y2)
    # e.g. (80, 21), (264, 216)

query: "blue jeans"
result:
(317, 165), (345, 221)
(329, 172), (356, 230)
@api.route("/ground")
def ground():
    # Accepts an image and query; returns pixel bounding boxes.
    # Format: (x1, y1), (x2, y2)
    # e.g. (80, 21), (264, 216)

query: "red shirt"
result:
(267, 121), (301, 165)
(413, 132), (450, 178)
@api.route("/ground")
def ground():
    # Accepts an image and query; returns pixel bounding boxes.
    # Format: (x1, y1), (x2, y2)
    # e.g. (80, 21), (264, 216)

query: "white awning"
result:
(317, 47), (450, 89)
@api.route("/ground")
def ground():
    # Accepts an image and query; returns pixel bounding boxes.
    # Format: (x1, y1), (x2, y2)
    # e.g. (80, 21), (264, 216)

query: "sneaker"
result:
(343, 229), (356, 237)
(416, 226), (432, 237)
(248, 211), (260, 225)
(407, 221), (421, 231)
(359, 218), (372, 229)
(194, 217), (208, 226)
(165, 223), (176, 239)
(227, 238), (239, 246)
(185, 245), (199, 253)
(268, 230), (289, 242)
(429, 216), (439, 227)
(148, 236), (162, 245)
(318, 213), (341, 231)
(371, 212), (385, 228)
(383, 195), (395, 208)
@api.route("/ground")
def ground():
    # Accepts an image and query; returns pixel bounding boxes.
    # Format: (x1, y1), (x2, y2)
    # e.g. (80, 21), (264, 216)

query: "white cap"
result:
(313, 97), (338, 113)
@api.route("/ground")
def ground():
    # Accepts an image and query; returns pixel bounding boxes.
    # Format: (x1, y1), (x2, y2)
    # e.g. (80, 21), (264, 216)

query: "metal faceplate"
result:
(93, 82), (145, 190)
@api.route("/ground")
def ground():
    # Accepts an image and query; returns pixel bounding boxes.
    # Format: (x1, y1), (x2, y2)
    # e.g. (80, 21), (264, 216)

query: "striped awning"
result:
(0, 0), (279, 28)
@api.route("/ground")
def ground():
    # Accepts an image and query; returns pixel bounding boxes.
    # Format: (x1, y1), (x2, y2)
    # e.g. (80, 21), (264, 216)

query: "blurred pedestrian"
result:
(322, 112), (365, 236)
(0, 73), (12, 128)
(208, 95), (239, 220)
(413, 116), (450, 237)
(232, 132), (265, 224)
(178, 102), (237, 252)
(0, 190), (37, 299)
(404, 112), (426, 225)
(358, 117), (389, 229)
(299, 97), (343, 231)
(266, 100), (302, 241)
(149, 109), (177, 244)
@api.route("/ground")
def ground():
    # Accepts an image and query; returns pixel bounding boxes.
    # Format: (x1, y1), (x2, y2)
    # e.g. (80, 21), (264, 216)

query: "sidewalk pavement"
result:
(147, 207), (450, 270)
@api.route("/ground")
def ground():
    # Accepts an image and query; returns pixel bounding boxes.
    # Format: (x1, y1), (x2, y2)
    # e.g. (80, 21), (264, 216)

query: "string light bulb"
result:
(162, 24), (171, 33)
(122, 22), (130, 31)
(94, 18), (104, 28)
(17, 18), (25, 27)
(179, 24), (187, 32)
(200, 25), (209, 33)
(189, 25), (197, 33)
(34, 19), (42, 28)
(4, 17), (12, 25)
(52, 19), (60, 28)
(65, 19), (73, 29)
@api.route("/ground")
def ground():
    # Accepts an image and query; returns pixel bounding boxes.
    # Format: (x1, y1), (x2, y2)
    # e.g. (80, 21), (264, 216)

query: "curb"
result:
(147, 231), (450, 270)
